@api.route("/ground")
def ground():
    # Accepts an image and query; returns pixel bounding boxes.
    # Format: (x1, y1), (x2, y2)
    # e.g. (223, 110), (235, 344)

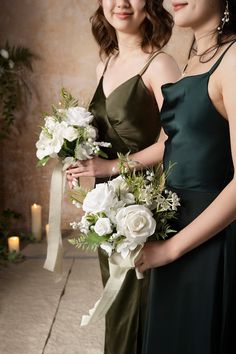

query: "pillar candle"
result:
(31, 204), (42, 241)
(45, 223), (49, 242)
(8, 236), (20, 253)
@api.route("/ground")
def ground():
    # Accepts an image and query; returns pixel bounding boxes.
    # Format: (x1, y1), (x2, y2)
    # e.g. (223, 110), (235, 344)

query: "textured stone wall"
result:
(0, 0), (192, 233)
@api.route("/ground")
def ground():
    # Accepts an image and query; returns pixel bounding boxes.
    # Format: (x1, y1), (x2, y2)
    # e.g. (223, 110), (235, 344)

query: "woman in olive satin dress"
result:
(134, 1), (236, 353)
(66, 1), (180, 353)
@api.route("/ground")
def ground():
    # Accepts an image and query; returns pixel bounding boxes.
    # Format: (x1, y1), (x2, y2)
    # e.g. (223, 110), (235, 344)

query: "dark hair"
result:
(189, 0), (236, 62)
(220, 0), (236, 38)
(90, 0), (173, 58)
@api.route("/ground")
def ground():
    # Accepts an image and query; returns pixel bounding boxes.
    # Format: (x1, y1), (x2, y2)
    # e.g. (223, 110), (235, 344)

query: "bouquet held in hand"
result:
(36, 88), (111, 167)
(70, 155), (180, 259)
(69, 154), (180, 326)
(36, 88), (111, 275)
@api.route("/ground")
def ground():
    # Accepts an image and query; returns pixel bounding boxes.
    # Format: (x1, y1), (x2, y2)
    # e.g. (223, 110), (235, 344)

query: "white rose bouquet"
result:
(69, 154), (180, 326)
(36, 88), (111, 167)
(38, 88), (111, 275)
(69, 154), (180, 259)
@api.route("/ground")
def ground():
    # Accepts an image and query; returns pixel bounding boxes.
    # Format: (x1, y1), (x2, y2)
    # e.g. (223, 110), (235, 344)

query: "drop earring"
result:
(218, 0), (230, 34)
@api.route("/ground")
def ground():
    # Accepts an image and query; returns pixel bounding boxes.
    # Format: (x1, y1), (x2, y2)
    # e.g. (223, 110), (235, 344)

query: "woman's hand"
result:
(135, 239), (178, 273)
(66, 156), (115, 181)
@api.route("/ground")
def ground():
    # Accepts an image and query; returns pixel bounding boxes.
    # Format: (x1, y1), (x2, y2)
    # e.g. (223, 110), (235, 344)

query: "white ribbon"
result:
(44, 160), (65, 276)
(81, 246), (143, 326)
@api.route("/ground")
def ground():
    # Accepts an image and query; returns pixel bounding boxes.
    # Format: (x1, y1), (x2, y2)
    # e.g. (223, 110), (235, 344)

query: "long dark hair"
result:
(189, 0), (236, 62)
(90, 0), (173, 59)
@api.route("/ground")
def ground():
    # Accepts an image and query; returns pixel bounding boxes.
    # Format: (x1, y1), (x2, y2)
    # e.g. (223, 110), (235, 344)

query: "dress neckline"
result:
(162, 40), (236, 90)
(161, 71), (208, 89)
(101, 51), (163, 99)
(101, 74), (151, 100)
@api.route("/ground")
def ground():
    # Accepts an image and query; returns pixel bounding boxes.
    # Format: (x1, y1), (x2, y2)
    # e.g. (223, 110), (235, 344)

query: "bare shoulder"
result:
(220, 42), (236, 77)
(148, 52), (181, 86)
(96, 60), (106, 82)
(151, 52), (179, 70)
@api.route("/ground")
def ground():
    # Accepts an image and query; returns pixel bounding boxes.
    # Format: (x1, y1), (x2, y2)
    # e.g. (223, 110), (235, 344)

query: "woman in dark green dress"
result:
(66, 1), (180, 353)
(134, 1), (236, 353)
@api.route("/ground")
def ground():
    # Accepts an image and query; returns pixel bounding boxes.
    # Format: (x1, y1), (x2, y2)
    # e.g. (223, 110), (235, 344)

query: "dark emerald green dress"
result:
(89, 52), (161, 354)
(143, 42), (236, 354)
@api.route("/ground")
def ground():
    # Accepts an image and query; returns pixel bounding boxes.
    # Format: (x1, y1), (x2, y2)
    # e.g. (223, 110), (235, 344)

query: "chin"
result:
(174, 14), (192, 28)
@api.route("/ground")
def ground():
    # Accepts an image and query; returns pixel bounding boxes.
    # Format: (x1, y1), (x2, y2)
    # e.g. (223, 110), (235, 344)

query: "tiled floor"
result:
(0, 239), (104, 354)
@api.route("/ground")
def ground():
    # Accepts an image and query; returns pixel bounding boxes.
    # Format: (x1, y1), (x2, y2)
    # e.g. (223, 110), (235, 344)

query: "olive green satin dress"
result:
(89, 53), (161, 354)
(143, 41), (236, 354)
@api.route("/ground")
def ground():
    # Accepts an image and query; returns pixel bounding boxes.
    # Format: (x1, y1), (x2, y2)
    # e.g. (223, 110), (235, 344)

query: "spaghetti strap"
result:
(209, 40), (236, 75)
(139, 51), (164, 76)
(102, 57), (112, 77)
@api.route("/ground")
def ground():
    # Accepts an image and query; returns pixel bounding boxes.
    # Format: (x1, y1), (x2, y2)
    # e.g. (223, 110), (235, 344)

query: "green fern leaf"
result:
(60, 87), (78, 108)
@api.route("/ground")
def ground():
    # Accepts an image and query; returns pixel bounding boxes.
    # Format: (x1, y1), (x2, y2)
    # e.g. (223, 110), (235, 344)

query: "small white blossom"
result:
(94, 218), (113, 236)
(86, 126), (97, 139)
(79, 215), (91, 233)
(70, 221), (80, 230)
(72, 200), (82, 208)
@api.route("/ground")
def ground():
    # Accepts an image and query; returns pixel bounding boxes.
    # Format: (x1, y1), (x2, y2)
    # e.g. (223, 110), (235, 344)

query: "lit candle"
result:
(45, 223), (49, 241)
(31, 204), (42, 241)
(8, 236), (20, 253)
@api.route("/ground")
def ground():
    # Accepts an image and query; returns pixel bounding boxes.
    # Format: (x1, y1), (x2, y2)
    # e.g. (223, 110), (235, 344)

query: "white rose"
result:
(94, 217), (113, 236)
(0, 49), (9, 59)
(83, 183), (118, 213)
(65, 107), (94, 127)
(100, 242), (113, 257)
(116, 205), (156, 244)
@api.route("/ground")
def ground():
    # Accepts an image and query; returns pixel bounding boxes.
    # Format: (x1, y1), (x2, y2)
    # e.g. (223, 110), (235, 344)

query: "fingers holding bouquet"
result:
(66, 156), (115, 179)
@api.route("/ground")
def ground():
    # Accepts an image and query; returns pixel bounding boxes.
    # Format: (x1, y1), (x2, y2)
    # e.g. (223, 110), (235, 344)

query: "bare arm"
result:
(136, 46), (236, 272)
(130, 53), (180, 168)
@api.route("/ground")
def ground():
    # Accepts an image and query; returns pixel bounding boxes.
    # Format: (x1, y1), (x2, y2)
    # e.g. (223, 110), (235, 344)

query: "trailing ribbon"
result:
(81, 246), (143, 326)
(44, 160), (65, 276)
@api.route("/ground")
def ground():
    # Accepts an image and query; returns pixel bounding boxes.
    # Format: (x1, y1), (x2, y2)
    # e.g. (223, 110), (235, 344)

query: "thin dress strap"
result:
(139, 51), (164, 76)
(102, 57), (112, 77)
(209, 40), (236, 75)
